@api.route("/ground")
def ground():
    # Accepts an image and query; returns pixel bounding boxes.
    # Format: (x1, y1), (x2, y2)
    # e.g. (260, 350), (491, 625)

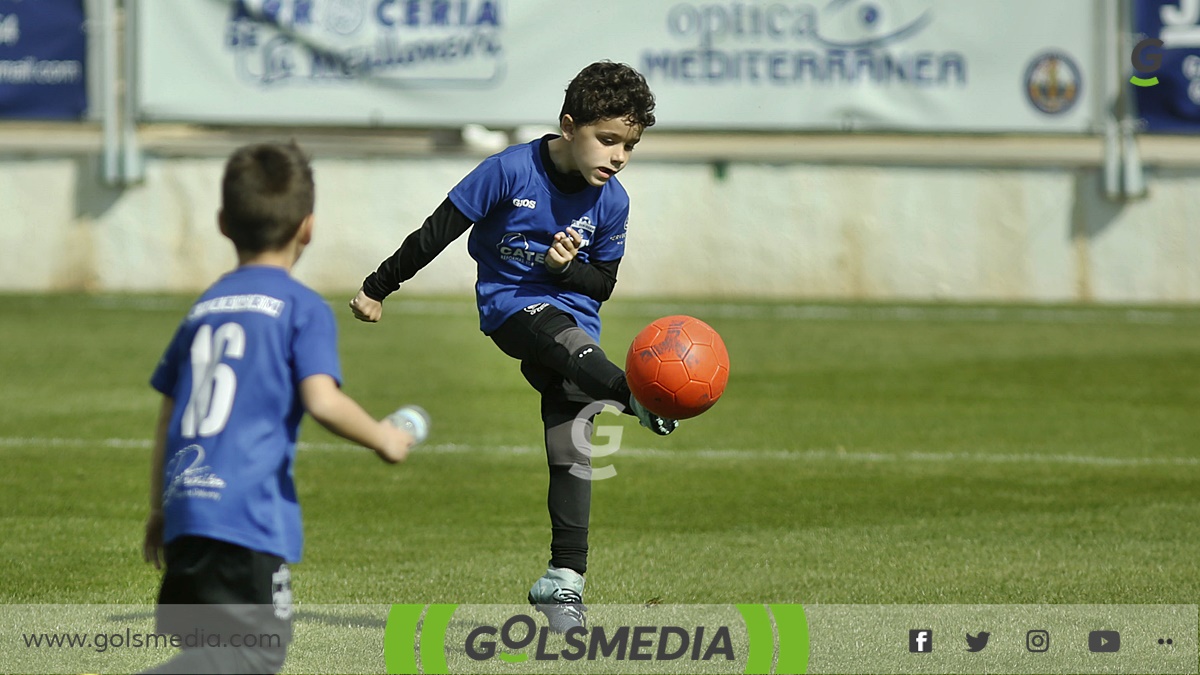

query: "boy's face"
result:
(562, 116), (643, 187)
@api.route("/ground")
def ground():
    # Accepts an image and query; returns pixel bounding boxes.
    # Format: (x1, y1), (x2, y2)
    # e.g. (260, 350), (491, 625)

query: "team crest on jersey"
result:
(569, 216), (595, 247)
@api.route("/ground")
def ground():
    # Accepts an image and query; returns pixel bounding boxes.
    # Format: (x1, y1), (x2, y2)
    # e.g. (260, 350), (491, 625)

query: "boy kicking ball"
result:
(349, 61), (676, 632)
(143, 142), (423, 674)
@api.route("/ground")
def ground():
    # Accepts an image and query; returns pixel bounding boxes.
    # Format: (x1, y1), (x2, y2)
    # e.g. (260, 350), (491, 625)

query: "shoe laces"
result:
(542, 589), (586, 627)
(557, 603), (586, 626)
(549, 588), (583, 605)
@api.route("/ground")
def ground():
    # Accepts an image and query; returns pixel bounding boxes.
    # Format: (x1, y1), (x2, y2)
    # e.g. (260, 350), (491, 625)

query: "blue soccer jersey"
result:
(449, 136), (629, 341)
(150, 266), (341, 563)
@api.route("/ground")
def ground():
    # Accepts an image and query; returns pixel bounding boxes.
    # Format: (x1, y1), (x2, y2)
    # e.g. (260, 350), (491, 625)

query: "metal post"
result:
(1099, 0), (1123, 200)
(1118, 0), (1148, 198)
(120, 0), (143, 183)
(98, 0), (119, 186)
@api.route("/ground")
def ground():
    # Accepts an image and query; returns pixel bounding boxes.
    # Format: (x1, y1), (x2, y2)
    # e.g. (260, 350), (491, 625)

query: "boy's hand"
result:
(143, 510), (165, 570)
(349, 288), (384, 322)
(379, 420), (417, 464)
(546, 227), (583, 272)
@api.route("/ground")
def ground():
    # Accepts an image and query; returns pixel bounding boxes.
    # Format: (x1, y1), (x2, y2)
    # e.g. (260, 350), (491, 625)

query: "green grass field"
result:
(2, 293), (1199, 671)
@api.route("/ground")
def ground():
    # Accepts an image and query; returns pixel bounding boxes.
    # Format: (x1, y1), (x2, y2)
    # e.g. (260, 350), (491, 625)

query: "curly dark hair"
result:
(221, 141), (314, 253)
(559, 61), (656, 130)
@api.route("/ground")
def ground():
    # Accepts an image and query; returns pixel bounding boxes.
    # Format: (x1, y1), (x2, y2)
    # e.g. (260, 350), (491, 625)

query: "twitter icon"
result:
(966, 632), (991, 652)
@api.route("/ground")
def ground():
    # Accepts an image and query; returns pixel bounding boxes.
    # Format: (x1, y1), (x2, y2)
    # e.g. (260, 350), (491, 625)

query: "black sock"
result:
(547, 465), (590, 574)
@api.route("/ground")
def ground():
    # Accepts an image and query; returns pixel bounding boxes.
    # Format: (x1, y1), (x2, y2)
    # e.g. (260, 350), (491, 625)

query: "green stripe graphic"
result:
(419, 604), (457, 675)
(384, 604), (425, 675)
(737, 604), (774, 674)
(770, 604), (809, 675)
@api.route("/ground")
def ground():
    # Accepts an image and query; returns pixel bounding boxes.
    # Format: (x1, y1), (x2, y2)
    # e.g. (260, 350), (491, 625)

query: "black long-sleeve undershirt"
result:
(549, 250), (621, 302)
(360, 197), (471, 301)
(361, 137), (623, 303)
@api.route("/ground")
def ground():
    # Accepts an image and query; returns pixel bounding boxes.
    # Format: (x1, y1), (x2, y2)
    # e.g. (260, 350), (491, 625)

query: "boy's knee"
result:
(551, 326), (596, 355)
(544, 415), (592, 467)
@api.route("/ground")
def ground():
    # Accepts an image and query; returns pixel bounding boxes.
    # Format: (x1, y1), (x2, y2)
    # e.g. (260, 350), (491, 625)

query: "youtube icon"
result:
(1089, 631), (1121, 653)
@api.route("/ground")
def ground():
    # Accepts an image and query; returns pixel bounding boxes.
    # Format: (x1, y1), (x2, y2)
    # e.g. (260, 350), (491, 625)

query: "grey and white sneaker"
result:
(528, 566), (587, 633)
(629, 396), (679, 436)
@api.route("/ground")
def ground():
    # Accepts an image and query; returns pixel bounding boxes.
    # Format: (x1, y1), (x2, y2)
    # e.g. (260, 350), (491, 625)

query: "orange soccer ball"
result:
(625, 315), (730, 420)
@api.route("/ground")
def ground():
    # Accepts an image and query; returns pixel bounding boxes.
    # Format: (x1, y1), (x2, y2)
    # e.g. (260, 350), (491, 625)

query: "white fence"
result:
(3, 130), (1199, 303)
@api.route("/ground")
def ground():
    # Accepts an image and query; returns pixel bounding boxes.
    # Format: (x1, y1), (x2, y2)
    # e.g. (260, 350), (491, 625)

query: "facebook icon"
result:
(909, 629), (933, 653)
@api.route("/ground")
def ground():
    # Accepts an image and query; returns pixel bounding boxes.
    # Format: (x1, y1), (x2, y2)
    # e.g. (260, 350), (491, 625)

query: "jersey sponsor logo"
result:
(609, 217), (629, 241)
(511, 198), (537, 209)
(497, 232), (546, 267)
(163, 444), (227, 505)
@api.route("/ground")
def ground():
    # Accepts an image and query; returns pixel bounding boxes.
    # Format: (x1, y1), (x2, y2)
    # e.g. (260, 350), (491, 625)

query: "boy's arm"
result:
(352, 198), (474, 322)
(548, 257), (621, 302)
(299, 374), (415, 463)
(545, 226), (622, 302)
(143, 395), (173, 570)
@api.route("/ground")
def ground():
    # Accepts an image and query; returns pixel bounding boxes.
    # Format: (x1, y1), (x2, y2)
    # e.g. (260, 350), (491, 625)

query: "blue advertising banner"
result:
(0, 0), (86, 120)
(1132, 0), (1200, 133)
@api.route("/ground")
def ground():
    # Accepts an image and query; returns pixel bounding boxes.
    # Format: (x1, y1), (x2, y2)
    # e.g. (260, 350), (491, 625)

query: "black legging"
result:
(489, 304), (633, 574)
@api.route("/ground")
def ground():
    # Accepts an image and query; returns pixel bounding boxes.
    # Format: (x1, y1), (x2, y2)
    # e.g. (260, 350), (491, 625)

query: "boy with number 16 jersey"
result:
(143, 142), (418, 675)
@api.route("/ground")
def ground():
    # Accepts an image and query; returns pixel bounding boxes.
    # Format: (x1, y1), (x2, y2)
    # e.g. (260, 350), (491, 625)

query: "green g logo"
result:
(1131, 38), (1165, 87)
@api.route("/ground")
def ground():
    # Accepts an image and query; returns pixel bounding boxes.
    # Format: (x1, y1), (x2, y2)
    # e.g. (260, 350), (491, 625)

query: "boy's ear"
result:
(297, 214), (314, 245)
(560, 114), (576, 141)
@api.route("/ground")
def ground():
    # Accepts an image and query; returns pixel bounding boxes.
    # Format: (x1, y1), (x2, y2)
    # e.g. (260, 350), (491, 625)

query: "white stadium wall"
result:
(3, 145), (1200, 304)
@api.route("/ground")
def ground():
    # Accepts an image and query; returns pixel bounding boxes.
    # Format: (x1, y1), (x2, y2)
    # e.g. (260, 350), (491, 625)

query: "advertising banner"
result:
(0, 0), (86, 120)
(136, 0), (1098, 132)
(1132, 0), (1200, 133)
